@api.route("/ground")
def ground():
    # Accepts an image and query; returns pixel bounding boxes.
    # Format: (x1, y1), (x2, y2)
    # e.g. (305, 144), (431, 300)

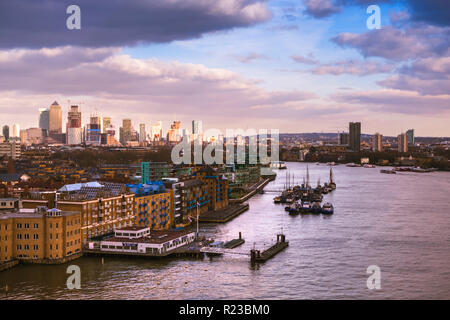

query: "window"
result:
(17, 223), (22, 229)
(34, 223), (38, 229)
(24, 245), (29, 250)
(24, 223), (29, 229)
(17, 234), (22, 240)
(24, 234), (30, 240)
(33, 234), (38, 240)
(33, 245), (38, 251)
(17, 244), (22, 250)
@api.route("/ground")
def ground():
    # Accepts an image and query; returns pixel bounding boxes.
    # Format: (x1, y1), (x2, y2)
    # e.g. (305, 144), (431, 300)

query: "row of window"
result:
(15, 223), (39, 229)
(16, 234), (39, 240)
(16, 244), (39, 251)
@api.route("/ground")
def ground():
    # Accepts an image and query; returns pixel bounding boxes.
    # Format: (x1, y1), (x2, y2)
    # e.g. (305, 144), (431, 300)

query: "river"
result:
(1, 162), (450, 299)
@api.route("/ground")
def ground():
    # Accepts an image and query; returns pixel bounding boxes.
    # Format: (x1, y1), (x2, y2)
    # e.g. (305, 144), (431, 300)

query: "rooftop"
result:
(105, 230), (194, 245)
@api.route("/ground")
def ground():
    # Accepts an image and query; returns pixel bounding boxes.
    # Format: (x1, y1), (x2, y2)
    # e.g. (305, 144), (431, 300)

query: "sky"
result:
(0, 0), (448, 137)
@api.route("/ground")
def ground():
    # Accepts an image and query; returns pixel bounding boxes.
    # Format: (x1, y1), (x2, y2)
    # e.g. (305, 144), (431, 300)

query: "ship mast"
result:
(330, 167), (334, 184)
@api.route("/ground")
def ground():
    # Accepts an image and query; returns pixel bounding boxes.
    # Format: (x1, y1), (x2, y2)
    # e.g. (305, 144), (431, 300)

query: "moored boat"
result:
(311, 202), (322, 214)
(300, 201), (312, 214)
(321, 202), (334, 215)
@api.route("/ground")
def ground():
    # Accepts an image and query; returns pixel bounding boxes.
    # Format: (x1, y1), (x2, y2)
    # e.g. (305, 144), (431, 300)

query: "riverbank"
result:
(199, 203), (249, 223)
(0, 260), (19, 272)
(229, 177), (273, 204)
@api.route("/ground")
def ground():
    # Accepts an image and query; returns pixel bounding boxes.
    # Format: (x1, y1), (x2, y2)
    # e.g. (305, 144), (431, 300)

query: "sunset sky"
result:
(0, 0), (448, 137)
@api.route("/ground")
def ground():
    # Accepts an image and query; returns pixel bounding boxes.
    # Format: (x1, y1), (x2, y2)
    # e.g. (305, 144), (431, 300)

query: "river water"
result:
(1, 162), (450, 299)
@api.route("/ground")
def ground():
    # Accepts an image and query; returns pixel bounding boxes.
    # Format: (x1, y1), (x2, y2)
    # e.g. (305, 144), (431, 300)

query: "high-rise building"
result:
(48, 101), (62, 134)
(120, 119), (132, 145)
(372, 133), (383, 152)
(151, 121), (162, 141)
(12, 124), (20, 138)
(139, 123), (146, 143)
(102, 117), (112, 134)
(2, 125), (9, 140)
(339, 132), (349, 145)
(398, 133), (408, 153)
(192, 120), (203, 143)
(101, 124), (120, 146)
(66, 105), (82, 145)
(38, 108), (49, 136)
(192, 120), (203, 135)
(167, 121), (182, 142)
(85, 115), (101, 145)
(349, 122), (361, 152)
(406, 129), (414, 146)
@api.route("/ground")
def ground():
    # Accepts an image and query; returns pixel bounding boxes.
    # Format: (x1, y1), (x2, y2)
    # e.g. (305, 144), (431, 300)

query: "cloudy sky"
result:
(0, 0), (448, 136)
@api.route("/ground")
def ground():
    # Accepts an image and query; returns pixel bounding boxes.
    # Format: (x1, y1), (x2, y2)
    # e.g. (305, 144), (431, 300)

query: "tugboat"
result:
(321, 202), (334, 215)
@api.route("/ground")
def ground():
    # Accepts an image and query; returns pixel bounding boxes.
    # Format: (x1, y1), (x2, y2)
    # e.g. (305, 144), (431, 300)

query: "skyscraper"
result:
(192, 120), (203, 143)
(372, 133), (383, 152)
(406, 129), (414, 146)
(38, 107), (49, 136)
(48, 101), (62, 134)
(86, 115), (101, 145)
(12, 124), (20, 138)
(2, 125), (10, 140)
(139, 123), (146, 142)
(120, 119), (132, 145)
(151, 121), (162, 141)
(339, 132), (349, 145)
(66, 105), (82, 145)
(349, 122), (361, 152)
(102, 117), (112, 134)
(398, 133), (408, 153)
(167, 121), (181, 142)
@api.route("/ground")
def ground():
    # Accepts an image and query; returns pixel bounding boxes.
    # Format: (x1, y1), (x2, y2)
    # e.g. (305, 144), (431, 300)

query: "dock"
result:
(199, 203), (249, 223)
(250, 233), (288, 262)
(224, 232), (245, 249)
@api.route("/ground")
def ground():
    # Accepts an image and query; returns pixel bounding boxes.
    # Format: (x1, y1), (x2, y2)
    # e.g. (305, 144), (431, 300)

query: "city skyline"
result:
(0, 1), (448, 136)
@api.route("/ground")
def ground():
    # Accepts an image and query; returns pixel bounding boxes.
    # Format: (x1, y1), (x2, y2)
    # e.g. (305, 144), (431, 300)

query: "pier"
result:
(250, 233), (289, 263)
(224, 232), (245, 249)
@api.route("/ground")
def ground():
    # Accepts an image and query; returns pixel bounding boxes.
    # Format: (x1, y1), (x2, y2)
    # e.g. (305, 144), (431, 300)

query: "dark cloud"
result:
(331, 25), (450, 61)
(302, 0), (450, 27)
(406, 0), (450, 26)
(0, 0), (271, 49)
(303, 0), (342, 18)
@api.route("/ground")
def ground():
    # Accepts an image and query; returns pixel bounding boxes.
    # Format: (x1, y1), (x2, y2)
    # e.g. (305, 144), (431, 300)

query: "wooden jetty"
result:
(250, 233), (288, 263)
(224, 232), (245, 249)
